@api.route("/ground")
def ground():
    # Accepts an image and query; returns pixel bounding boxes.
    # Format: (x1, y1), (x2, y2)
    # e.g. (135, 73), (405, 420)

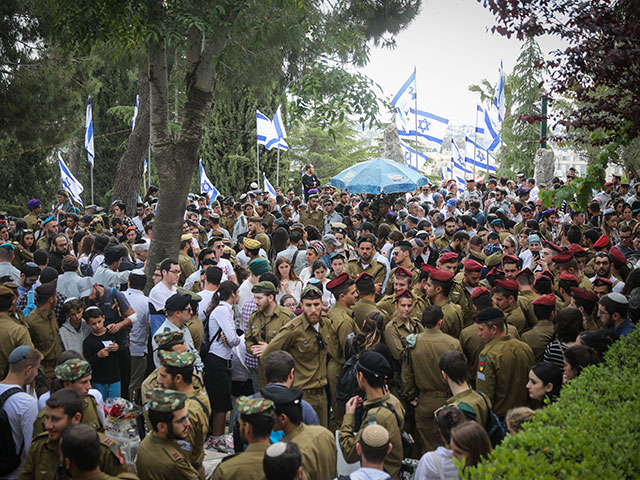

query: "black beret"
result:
(357, 350), (392, 379)
(475, 307), (505, 324)
(104, 245), (124, 265)
(164, 293), (191, 312)
(260, 386), (302, 406)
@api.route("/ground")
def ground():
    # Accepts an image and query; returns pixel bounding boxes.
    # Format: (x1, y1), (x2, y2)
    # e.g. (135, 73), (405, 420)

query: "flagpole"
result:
(256, 141), (260, 186)
(276, 147), (280, 188)
(90, 163), (94, 204)
(473, 107), (478, 180)
(413, 66), (418, 170)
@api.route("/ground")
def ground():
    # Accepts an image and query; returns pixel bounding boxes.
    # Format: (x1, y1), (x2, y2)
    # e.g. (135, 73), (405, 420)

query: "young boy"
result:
(59, 298), (90, 353)
(82, 306), (121, 400)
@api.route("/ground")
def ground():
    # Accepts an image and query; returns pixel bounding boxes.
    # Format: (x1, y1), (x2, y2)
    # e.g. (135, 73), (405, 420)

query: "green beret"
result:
(176, 287), (202, 302)
(249, 258), (270, 276)
(146, 388), (187, 412)
(54, 359), (91, 382)
(158, 350), (196, 368)
(243, 237), (262, 250)
(252, 281), (276, 295)
(236, 396), (275, 416)
(484, 252), (503, 268)
(300, 284), (323, 301)
(154, 330), (184, 349)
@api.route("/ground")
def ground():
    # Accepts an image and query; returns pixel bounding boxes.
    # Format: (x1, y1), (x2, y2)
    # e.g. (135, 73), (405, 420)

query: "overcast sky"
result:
(357, 0), (565, 127)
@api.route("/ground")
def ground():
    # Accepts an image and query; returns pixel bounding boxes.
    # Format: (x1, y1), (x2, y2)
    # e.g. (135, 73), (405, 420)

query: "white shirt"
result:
(90, 254), (104, 274)
(122, 288), (150, 357)
(216, 257), (236, 279)
(197, 289), (216, 323)
(93, 264), (131, 289)
(184, 268), (228, 291)
(519, 249), (533, 270)
(149, 281), (177, 311)
(236, 249), (267, 268)
(341, 468), (391, 480)
(152, 318), (203, 371)
(0, 384), (38, 480)
(374, 252), (391, 293)
(237, 278), (256, 319)
(415, 447), (459, 480)
(208, 301), (241, 360)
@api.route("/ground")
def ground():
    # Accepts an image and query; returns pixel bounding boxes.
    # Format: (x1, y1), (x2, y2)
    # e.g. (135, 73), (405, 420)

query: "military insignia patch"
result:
(170, 450), (182, 461)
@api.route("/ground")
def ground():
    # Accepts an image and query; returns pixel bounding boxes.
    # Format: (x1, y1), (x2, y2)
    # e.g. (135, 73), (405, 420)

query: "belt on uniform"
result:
(419, 390), (449, 398)
(302, 387), (325, 395)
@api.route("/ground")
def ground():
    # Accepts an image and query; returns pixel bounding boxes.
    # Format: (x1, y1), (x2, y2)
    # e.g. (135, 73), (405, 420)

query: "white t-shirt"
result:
(149, 281), (177, 311)
(0, 383), (39, 480)
(197, 289), (216, 323)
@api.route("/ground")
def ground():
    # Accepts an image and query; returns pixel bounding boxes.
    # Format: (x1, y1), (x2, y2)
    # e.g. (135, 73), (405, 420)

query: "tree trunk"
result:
(111, 57), (150, 216)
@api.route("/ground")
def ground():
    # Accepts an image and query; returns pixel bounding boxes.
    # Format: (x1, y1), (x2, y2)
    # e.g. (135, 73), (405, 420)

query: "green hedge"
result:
(470, 328), (640, 479)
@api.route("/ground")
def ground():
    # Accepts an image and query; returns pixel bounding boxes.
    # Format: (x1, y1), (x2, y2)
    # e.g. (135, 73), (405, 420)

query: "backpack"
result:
(335, 354), (362, 405)
(0, 387), (24, 475)
(22, 291), (36, 317)
(476, 390), (507, 447)
(80, 261), (94, 277)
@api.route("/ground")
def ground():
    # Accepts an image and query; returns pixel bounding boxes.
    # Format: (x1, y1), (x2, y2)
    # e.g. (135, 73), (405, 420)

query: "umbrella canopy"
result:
(331, 158), (429, 194)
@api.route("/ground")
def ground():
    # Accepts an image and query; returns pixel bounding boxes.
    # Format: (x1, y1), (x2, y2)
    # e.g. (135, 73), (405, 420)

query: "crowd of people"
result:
(0, 162), (637, 480)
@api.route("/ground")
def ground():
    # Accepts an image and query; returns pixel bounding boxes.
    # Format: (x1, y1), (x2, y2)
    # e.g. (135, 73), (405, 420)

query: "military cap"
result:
(475, 307), (505, 324)
(104, 245), (124, 265)
(520, 205), (532, 212)
(471, 287), (491, 300)
(439, 252), (458, 264)
(494, 279), (519, 292)
(54, 359), (92, 382)
(357, 350), (392, 379)
(558, 271), (578, 284)
(540, 208), (555, 216)
(532, 293), (556, 307)
(543, 241), (563, 253)
(249, 257), (270, 275)
(0, 243), (14, 251)
(35, 281), (57, 297)
(154, 329), (184, 349)
(606, 292), (628, 305)
(0, 284), (15, 297)
(322, 197), (334, 205)
(326, 273), (349, 292)
(42, 216), (55, 226)
(609, 246), (627, 267)
(261, 386), (303, 406)
(593, 276), (613, 287)
(394, 288), (413, 302)
(165, 293), (191, 312)
(8, 345), (31, 363)
(176, 287), (202, 302)
(322, 234), (340, 247)
(552, 251), (574, 264)
(517, 188), (531, 196)
(429, 269), (454, 282)
(1, 281), (18, 293)
(158, 350), (196, 368)
(307, 188), (319, 196)
(330, 221), (348, 230)
(420, 263), (434, 274)
(252, 281), (277, 294)
(394, 266), (413, 278)
(568, 243), (586, 255)
(484, 252), (503, 268)
(464, 259), (483, 272)
(243, 237), (261, 249)
(355, 272), (373, 284)
(146, 388), (187, 412)
(515, 267), (533, 278)
(124, 225), (136, 234)
(570, 287), (599, 303)
(502, 254), (519, 264)
(300, 284), (323, 300)
(236, 396), (275, 416)
(361, 424), (390, 448)
(538, 269), (554, 280)
(593, 235), (610, 250)
(290, 223), (305, 233)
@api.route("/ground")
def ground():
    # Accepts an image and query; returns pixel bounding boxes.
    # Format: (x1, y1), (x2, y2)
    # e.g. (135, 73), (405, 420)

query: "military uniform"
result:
(255, 231), (271, 254)
(434, 235), (452, 252)
(518, 290), (540, 330)
(345, 258), (386, 290)
(521, 320), (554, 362)
(0, 312), (33, 377)
(447, 388), (489, 429)
(411, 286), (430, 320)
(136, 434), (199, 480)
(141, 367), (204, 404)
(19, 431), (126, 480)
(284, 423), (337, 480)
(220, 214), (236, 234)
(261, 313), (331, 427)
(186, 316), (204, 352)
(33, 394), (104, 437)
(449, 282), (474, 328)
(384, 265), (418, 295)
(26, 307), (61, 387)
(339, 392), (404, 478)
(178, 251), (197, 287)
(403, 329), (462, 451)
(375, 294), (396, 325)
(476, 335), (534, 416)
(435, 299), (464, 339)
(212, 442), (269, 480)
(298, 208), (324, 232)
(181, 388), (210, 479)
(351, 298), (382, 329)
(24, 212), (39, 230)
(383, 315), (424, 362)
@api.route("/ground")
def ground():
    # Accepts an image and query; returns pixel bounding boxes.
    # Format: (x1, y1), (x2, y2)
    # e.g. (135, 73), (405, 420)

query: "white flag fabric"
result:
(263, 173), (276, 197)
(256, 110), (279, 150)
(451, 139), (469, 193)
(131, 95), (139, 130)
(85, 96), (95, 166)
(494, 61), (506, 123)
(199, 159), (219, 205)
(400, 140), (429, 171)
(397, 108), (449, 145)
(273, 105), (287, 140)
(391, 68), (417, 129)
(479, 102), (501, 152)
(465, 136), (497, 174)
(58, 152), (84, 204)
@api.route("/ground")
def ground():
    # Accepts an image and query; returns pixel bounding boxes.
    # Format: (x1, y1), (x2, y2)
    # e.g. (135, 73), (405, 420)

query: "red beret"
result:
(571, 287), (599, 303)
(515, 267), (533, 278)
(539, 269), (554, 280)
(604, 181), (613, 187)
(487, 267), (504, 277)
(552, 251), (574, 264)
(609, 246), (626, 267)
(558, 271), (578, 283)
(543, 241), (563, 253)
(494, 279), (519, 292)
(593, 235), (610, 250)
(471, 287), (491, 299)
(355, 272), (373, 283)
(502, 254), (519, 264)
(532, 293), (555, 307)
(568, 243), (586, 255)
(420, 263), (435, 274)
(395, 266), (414, 278)
(429, 269), (455, 282)
(326, 272), (349, 291)
(464, 259), (483, 272)
(394, 288), (413, 302)
(593, 276), (613, 287)
(439, 252), (459, 264)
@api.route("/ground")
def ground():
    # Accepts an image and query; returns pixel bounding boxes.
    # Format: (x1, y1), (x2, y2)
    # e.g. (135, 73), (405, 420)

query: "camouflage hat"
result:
(300, 284), (323, 301)
(154, 330), (184, 349)
(176, 287), (202, 302)
(54, 359), (92, 382)
(146, 388), (187, 412)
(251, 281), (276, 295)
(236, 396), (275, 416)
(158, 350), (196, 368)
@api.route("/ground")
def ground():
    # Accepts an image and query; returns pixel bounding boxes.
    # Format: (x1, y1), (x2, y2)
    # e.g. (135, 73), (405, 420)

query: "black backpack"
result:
(476, 390), (507, 447)
(335, 354), (362, 405)
(0, 387), (24, 474)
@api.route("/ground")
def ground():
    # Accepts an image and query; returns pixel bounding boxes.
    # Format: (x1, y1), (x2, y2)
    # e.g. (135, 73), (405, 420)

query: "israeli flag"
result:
(398, 108), (449, 145)
(475, 105), (485, 135)
(263, 173), (277, 197)
(493, 61), (506, 123)
(58, 152), (84, 205)
(480, 102), (501, 152)
(256, 110), (279, 150)
(464, 136), (497, 174)
(199, 159), (219, 205)
(391, 68), (417, 129)
(85, 96), (95, 166)
(131, 95), (139, 130)
(451, 139), (469, 193)
(400, 140), (429, 171)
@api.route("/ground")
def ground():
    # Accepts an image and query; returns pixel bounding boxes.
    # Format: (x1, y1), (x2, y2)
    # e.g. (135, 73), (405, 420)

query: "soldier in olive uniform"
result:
(493, 279), (526, 333)
(516, 268), (540, 330)
(345, 236), (386, 296)
(19, 389), (126, 480)
(383, 289), (424, 363)
(325, 273), (359, 430)
(352, 273), (383, 328)
(384, 241), (418, 295)
(298, 192), (324, 232)
(475, 307), (534, 417)
(262, 285), (331, 427)
(25, 281), (61, 391)
(157, 351), (210, 479)
(449, 259), (483, 328)
(377, 266), (413, 323)
(425, 269), (464, 338)
(245, 281), (294, 388)
(339, 351), (405, 478)
(177, 288), (204, 351)
(212, 396), (275, 480)
(263, 386), (337, 480)
(570, 287), (601, 331)
(178, 234), (196, 287)
(33, 358), (104, 436)
(403, 305), (462, 452)
(0, 284), (33, 376)
(521, 294), (556, 362)
(136, 388), (200, 480)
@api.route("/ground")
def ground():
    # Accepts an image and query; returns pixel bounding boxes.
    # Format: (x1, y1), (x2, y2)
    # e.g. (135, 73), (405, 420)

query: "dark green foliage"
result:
(469, 328), (640, 479)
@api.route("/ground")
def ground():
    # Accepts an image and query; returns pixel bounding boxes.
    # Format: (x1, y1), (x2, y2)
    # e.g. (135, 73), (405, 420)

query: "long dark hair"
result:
(531, 362), (563, 403)
(205, 280), (238, 319)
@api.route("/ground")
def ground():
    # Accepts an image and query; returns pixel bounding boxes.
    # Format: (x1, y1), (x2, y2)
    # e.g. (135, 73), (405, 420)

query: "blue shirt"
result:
(614, 319), (636, 337)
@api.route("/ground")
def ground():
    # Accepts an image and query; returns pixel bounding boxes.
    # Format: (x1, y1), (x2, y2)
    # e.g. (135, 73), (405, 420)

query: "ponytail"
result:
(205, 280), (238, 320)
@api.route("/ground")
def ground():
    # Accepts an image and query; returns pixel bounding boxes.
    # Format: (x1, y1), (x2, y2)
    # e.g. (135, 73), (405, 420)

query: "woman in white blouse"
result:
(274, 256), (303, 304)
(203, 280), (240, 437)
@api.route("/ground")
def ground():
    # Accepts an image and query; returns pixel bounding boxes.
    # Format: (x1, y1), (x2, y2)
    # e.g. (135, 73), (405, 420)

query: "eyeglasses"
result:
(169, 269), (181, 274)
(316, 332), (325, 351)
(152, 273), (162, 278)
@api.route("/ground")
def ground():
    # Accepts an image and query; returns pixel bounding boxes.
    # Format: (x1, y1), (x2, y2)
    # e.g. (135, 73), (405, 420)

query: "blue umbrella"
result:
(331, 158), (429, 194)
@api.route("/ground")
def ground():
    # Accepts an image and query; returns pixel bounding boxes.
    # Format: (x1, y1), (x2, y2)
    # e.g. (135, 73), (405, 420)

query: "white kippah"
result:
(265, 442), (288, 458)
(607, 292), (628, 305)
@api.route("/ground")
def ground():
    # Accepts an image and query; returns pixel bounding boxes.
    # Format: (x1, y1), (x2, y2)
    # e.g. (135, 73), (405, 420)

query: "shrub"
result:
(469, 328), (640, 479)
